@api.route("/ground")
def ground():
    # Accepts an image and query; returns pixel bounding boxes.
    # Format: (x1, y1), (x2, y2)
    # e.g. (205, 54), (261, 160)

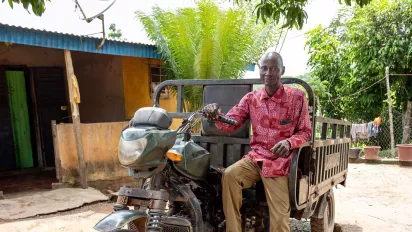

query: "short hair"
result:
(259, 52), (283, 67)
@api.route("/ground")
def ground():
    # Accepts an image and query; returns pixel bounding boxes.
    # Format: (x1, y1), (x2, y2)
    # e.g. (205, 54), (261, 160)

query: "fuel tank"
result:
(171, 137), (210, 180)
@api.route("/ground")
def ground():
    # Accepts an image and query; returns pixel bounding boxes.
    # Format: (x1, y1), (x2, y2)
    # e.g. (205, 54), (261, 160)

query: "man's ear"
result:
(281, 66), (285, 75)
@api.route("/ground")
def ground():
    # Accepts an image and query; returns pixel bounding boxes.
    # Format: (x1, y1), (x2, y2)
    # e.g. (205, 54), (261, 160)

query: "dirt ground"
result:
(1, 163), (411, 232)
(333, 163), (412, 232)
(0, 188), (108, 220)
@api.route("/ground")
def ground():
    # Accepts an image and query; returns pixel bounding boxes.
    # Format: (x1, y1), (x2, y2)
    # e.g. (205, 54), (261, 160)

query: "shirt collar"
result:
(258, 84), (288, 102)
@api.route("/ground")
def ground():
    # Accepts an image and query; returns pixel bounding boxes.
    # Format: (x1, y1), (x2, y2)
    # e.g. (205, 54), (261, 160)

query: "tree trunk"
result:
(402, 100), (412, 144)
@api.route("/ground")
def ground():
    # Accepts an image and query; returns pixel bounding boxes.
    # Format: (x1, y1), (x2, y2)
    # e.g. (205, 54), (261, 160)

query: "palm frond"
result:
(136, 10), (180, 80)
(248, 23), (279, 64)
(137, 0), (282, 112)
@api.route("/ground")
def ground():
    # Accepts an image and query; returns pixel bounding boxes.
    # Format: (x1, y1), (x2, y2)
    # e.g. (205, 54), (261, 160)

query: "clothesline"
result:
(389, 74), (412, 76)
(350, 116), (382, 141)
(327, 77), (386, 102)
(320, 71), (409, 103)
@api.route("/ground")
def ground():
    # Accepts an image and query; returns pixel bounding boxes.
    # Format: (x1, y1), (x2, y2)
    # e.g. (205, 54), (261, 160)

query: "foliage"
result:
(295, 73), (331, 115)
(108, 23), (123, 40)
(233, 0), (372, 30)
(305, 0), (412, 122)
(296, 73), (331, 99)
(378, 148), (398, 158)
(3, 0), (48, 16)
(137, 0), (281, 111)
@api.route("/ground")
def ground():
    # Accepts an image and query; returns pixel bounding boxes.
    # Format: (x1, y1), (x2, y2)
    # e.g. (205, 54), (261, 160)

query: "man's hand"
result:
(271, 140), (291, 157)
(203, 103), (221, 121)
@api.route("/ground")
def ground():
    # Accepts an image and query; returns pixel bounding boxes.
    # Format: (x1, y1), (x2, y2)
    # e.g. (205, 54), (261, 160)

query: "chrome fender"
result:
(94, 210), (149, 232)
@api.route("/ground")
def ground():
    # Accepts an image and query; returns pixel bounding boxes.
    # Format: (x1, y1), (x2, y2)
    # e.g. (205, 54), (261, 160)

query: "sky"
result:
(0, 0), (342, 77)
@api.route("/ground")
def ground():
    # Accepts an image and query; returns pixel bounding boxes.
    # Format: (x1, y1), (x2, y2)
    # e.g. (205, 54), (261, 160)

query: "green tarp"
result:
(6, 71), (33, 168)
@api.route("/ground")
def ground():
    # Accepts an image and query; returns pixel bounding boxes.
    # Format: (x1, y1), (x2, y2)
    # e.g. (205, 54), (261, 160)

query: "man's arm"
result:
(287, 94), (312, 150)
(214, 95), (250, 133)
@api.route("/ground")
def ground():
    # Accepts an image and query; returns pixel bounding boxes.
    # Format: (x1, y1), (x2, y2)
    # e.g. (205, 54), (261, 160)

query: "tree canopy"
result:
(108, 23), (123, 40)
(233, 0), (372, 29)
(3, 0), (48, 16)
(305, 0), (412, 142)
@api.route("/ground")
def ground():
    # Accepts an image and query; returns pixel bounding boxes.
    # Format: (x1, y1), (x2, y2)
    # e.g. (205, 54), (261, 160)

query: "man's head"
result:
(259, 52), (285, 87)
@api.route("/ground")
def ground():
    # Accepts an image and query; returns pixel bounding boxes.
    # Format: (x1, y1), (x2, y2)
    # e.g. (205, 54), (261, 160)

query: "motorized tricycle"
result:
(94, 78), (351, 232)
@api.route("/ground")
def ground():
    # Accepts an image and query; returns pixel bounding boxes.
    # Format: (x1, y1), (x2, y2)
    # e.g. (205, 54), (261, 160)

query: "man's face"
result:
(259, 55), (284, 86)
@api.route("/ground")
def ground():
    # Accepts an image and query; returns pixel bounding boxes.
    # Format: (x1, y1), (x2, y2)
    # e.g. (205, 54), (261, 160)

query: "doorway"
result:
(0, 68), (35, 171)
(32, 67), (69, 167)
(0, 66), (68, 171)
(6, 70), (34, 168)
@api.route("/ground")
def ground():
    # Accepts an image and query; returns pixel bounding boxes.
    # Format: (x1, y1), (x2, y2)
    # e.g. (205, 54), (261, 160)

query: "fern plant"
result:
(137, 0), (281, 111)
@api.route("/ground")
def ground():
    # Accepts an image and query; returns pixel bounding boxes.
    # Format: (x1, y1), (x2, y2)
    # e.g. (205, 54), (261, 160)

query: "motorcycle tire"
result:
(311, 189), (335, 232)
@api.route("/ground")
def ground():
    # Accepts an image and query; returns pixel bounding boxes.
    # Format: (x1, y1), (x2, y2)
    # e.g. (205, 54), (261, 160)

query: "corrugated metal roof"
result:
(0, 23), (160, 59)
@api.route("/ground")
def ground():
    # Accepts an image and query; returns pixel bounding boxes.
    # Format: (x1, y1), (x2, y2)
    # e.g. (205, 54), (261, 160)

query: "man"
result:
(203, 52), (312, 232)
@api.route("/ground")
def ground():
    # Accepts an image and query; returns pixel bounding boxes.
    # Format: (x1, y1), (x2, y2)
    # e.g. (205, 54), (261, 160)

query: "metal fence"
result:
(352, 107), (412, 157)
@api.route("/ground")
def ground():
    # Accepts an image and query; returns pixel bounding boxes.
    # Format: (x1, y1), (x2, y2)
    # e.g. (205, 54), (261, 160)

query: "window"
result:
(149, 65), (169, 99)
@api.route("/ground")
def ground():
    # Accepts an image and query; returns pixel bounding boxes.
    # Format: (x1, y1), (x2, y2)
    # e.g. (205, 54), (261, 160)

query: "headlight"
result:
(118, 136), (148, 166)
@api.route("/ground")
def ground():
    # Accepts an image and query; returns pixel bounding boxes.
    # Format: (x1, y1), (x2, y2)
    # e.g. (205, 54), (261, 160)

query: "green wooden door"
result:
(6, 71), (33, 168)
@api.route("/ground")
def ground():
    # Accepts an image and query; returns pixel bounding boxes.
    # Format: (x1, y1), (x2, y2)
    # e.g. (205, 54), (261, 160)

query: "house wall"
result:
(54, 57), (183, 183)
(1, 43), (182, 182)
(0, 43), (65, 67)
(0, 43), (180, 125)
(71, 51), (125, 123)
(0, 43), (126, 123)
(122, 56), (181, 129)
(54, 122), (129, 183)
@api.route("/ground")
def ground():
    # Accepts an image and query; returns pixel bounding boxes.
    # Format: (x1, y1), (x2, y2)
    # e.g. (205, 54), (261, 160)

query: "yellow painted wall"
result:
(122, 57), (182, 129)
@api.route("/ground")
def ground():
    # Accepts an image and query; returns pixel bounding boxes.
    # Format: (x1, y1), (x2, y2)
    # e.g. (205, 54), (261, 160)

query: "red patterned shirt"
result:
(215, 84), (312, 178)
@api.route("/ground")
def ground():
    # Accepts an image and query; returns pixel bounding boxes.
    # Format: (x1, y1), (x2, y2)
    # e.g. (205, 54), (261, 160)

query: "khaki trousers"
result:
(222, 158), (290, 232)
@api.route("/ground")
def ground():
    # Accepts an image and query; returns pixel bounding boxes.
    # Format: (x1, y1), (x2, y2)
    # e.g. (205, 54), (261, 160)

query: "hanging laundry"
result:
(368, 122), (376, 138)
(373, 123), (380, 135)
(372, 116), (382, 137)
(351, 117), (382, 140)
(374, 116), (382, 126)
(351, 123), (370, 140)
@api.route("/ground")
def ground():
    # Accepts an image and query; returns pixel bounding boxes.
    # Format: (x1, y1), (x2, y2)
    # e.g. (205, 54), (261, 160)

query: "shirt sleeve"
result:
(287, 94), (312, 150)
(214, 94), (250, 133)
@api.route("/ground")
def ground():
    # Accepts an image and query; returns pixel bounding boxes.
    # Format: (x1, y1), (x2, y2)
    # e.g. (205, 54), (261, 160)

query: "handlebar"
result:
(177, 110), (238, 134)
(200, 109), (238, 126)
(217, 115), (238, 126)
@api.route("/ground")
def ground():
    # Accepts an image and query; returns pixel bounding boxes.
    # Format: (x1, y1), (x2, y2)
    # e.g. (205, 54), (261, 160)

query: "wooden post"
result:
(385, 67), (395, 157)
(64, 50), (87, 188)
(402, 101), (412, 144)
(29, 70), (44, 168)
(51, 120), (62, 182)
